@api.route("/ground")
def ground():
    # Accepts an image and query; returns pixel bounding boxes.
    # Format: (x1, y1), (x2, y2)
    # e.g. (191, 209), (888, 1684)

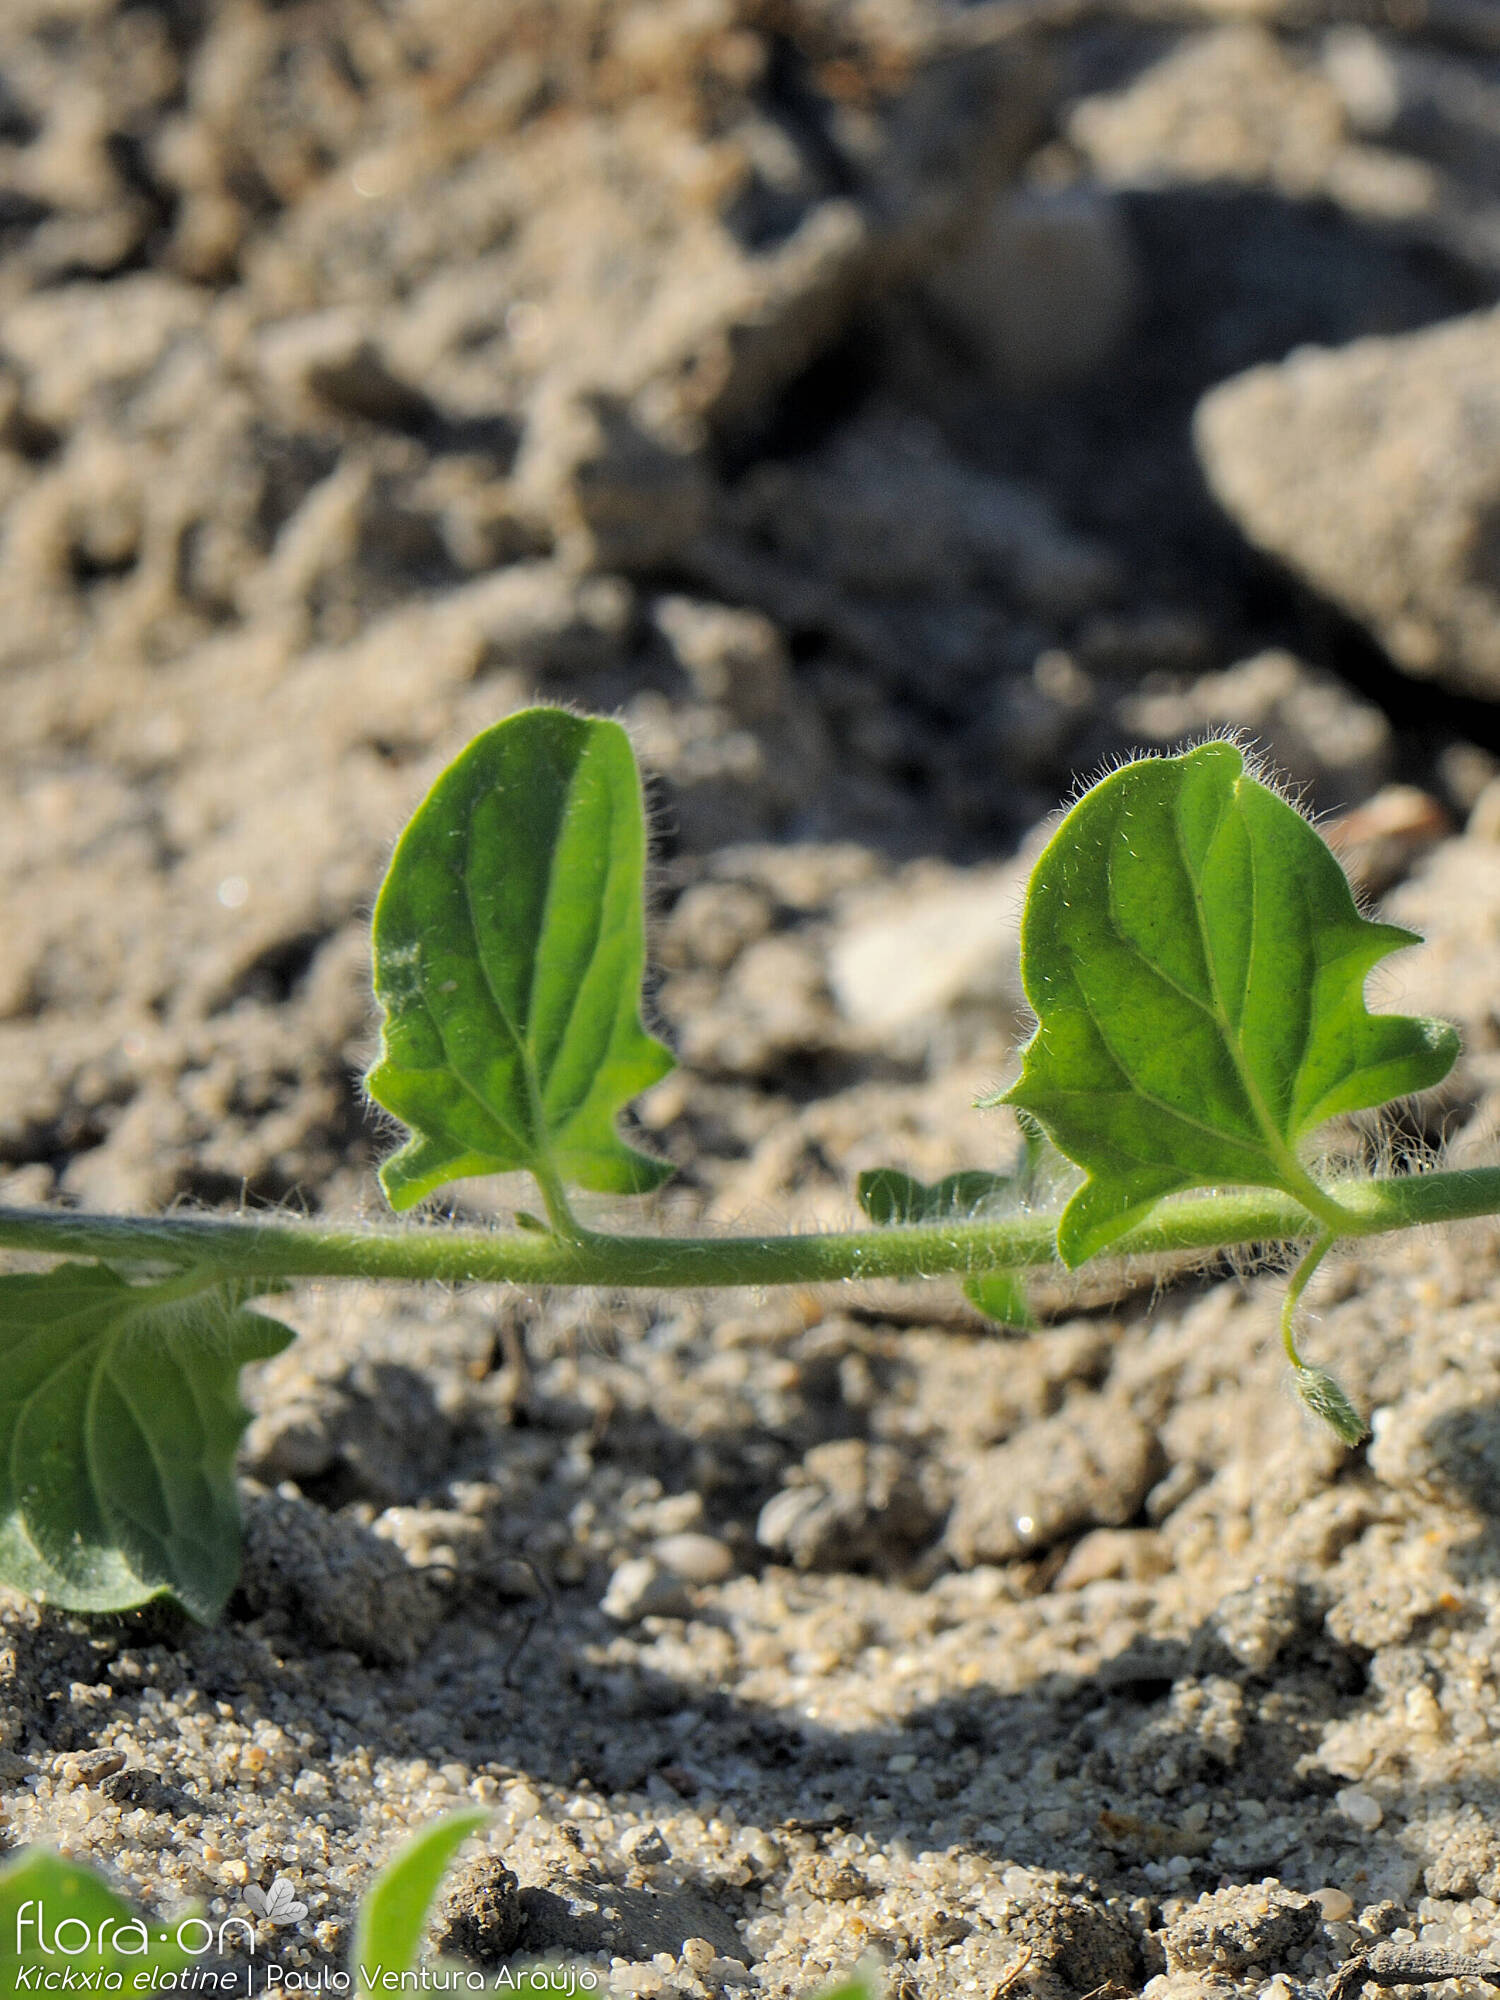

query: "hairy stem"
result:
(1279, 1229), (1336, 1370)
(529, 1156), (586, 1242)
(0, 1164), (1497, 1292)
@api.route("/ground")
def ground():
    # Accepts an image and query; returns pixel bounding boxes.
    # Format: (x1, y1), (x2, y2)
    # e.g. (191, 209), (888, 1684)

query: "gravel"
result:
(7, 3), (1500, 1996)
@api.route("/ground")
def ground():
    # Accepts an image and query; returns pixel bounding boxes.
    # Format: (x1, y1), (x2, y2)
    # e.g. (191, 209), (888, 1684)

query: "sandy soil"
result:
(8, 2), (1500, 1995)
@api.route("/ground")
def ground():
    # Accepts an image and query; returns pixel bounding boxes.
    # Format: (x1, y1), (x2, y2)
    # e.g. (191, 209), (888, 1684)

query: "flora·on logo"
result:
(244, 1879), (308, 1927)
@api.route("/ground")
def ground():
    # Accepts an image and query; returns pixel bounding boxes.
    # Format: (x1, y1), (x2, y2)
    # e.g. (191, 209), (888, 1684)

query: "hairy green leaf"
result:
(856, 1170), (1033, 1328)
(961, 1272), (1034, 1330)
(855, 1168), (1012, 1226)
(0, 1266), (292, 1620)
(0, 1850), (192, 1986)
(353, 1810), (488, 1982)
(1003, 741), (1459, 1265)
(367, 708), (675, 1211)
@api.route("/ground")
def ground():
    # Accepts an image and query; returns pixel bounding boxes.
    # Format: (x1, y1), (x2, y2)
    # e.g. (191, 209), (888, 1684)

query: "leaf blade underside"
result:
(1003, 741), (1458, 1266)
(366, 708), (674, 1211)
(0, 1266), (292, 1619)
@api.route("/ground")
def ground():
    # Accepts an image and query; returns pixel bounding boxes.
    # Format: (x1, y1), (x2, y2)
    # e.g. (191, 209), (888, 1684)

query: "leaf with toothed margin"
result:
(855, 1169), (1034, 1329)
(366, 708), (675, 1211)
(0, 1265), (293, 1619)
(1000, 741), (1459, 1268)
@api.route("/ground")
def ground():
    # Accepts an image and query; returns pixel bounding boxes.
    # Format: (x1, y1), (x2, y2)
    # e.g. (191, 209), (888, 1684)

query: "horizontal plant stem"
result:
(2, 1167), (1499, 1292)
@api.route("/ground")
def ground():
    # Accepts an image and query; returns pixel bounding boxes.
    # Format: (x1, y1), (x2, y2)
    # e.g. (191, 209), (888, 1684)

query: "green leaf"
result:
(353, 1810), (489, 1982)
(855, 1168), (1012, 1226)
(1003, 742), (1459, 1266)
(0, 1265), (293, 1620)
(856, 1171), (1033, 1327)
(961, 1273), (1034, 1330)
(0, 1848), (192, 1987)
(366, 708), (675, 1212)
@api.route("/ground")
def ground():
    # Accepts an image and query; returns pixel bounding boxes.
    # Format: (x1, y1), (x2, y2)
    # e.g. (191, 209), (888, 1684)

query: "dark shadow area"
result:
(939, 184), (1494, 611)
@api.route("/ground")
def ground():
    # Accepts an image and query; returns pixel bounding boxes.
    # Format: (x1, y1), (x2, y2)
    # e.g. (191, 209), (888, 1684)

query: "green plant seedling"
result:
(353, 1808), (490, 1983)
(366, 709), (674, 1225)
(0, 713), (1486, 1616)
(0, 1849), (191, 1994)
(0, 1818), (876, 1999)
(0, 1267), (292, 1618)
(998, 739), (1457, 1265)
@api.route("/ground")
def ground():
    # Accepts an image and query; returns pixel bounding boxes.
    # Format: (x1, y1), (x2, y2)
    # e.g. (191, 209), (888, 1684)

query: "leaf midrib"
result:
(528, 749), (614, 1138)
(5, 1285), (221, 1592)
(1164, 780), (1322, 1201)
(6, 1292), (146, 1587)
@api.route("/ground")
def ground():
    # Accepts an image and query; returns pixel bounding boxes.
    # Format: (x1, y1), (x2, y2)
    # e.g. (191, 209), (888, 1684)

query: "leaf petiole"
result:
(1279, 1228), (1337, 1372)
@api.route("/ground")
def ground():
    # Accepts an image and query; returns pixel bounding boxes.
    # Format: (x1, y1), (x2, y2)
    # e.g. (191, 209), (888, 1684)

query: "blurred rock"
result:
(650, 1532), (735, 1585)
(662, 928), (835, 1076)
(653, 595), (790, 721)
(1385, 829), (1500, 1059)
(601, 1558), (692, 1624)
(1070, 23), (1435, 219)
(1469, 775), (1500, 839)
(924, 185), (1140, 395)
(1196, 307), (1500, 699)
(1077, 24), (1340, 190)
(826, 860), (1027, 1037)
(1053, 1527), (1171, 1590)
(512, 388), (712, 573)
(1322, 25), (1500, 241)
(256, 310), (433, 430)
(946, 1398), (1161, 1566)
(238, 1486), (446, 1664)
(0, 274), (208, 432)
(1325, 784), (1452, 895)
(1120, 648), (1393, 810)
(732, 405), (1120, 619)
(756, 1439), (940, 1572)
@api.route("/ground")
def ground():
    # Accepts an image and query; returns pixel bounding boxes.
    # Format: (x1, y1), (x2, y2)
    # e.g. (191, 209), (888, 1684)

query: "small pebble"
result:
(650, 1532), (734, 1584)
(680, 1938), (716, 1973)
(737, 1829), (782, 1873)
(55, 1750), (126, 1788)
(435, 1857), (524, 1964)
(1335, 1786), (1384, 1831)
(1313, 1888), (1355, 1921)
(621, 1825), (672, 1865)
(600, 1557), (690, 1623)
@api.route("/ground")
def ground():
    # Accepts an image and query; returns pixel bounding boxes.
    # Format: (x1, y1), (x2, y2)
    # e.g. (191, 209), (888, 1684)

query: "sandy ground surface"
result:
(9, 2), (1500, 1995)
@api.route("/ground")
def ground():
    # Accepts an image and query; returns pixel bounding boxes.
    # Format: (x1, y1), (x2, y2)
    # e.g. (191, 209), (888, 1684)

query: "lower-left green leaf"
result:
(0, 1849), (192, 1988)
(0, 1265), (293, 1621)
